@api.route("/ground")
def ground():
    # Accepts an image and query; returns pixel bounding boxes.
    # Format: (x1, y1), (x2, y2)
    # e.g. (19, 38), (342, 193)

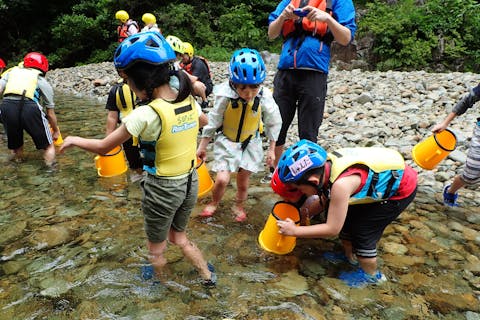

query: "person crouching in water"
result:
(196, 48), (282, 222)
(275, 139), (417, 287)
(60, 32), (216, 287)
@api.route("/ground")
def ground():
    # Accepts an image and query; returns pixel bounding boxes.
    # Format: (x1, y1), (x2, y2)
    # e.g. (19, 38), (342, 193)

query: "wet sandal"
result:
(232, 206), (247, 222)
(200, 204), (216, 217)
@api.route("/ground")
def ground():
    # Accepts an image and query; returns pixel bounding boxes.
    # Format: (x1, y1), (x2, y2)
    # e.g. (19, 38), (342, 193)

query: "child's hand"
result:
(52, 130), (60, 141)
(431, 123), (448, 133)
(277, 218), (297, 236)
(196, 148), (207, 161)
(59, 136), (75, 153)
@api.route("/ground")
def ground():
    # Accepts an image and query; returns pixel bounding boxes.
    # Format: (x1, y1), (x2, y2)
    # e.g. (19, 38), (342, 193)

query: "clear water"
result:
(0, 93), (479, 319)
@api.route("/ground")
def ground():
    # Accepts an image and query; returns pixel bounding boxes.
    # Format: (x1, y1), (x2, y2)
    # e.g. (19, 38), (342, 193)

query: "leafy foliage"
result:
(0, 0), (478, 71)
(358, 0), (480, 71)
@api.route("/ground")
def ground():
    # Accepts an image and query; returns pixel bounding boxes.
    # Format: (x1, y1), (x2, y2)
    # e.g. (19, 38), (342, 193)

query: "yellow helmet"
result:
(142, 13), (156, 25)
(115, 10), (129, 23)
(166, 35), (184, 54)
(183, 42), (194, 58)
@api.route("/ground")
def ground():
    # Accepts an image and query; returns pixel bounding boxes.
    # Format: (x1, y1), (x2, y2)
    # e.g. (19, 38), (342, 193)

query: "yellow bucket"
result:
(94, 146), (128, 177)
(196, 157), (214, 198)
(258, 201), (300, 255)
(412, 129), (457, 170)
(49, 125), (63, 146)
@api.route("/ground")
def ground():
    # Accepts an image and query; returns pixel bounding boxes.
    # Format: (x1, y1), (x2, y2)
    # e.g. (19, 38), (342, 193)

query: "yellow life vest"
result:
(328, 148), (405, 204)
(222, 96), (262, 143)
(115, 81), (136, 120)
(141, 96), (199, 177)
(3, 67), (41, 100)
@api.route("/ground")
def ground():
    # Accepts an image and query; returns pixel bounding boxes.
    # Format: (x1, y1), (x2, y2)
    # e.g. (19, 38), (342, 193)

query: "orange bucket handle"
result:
(195, 158), (204, 169)
(101, 146), (123, 157)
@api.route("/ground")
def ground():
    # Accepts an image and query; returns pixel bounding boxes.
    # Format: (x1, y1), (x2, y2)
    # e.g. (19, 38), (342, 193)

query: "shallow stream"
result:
(0, 93), (479, 319)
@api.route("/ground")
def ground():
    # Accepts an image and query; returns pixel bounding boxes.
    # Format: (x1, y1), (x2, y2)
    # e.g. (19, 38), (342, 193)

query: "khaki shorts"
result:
(141, 170), (198, 243)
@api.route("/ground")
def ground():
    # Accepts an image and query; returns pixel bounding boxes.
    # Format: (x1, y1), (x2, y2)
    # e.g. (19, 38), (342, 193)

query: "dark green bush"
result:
(1, 0), (478, 71)
(358, 0), (480, 71)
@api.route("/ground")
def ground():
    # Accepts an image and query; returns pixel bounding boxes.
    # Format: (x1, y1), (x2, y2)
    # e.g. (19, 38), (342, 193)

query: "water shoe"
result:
(202, 262), (217, 288)
(443, 184), (459, 207)
(141, 264), (155, 281)
(339, 268), (387, 288)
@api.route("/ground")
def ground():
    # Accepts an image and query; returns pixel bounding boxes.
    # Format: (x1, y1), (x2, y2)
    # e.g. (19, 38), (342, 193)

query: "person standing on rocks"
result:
(115, 10), (139, 43)
(0, 52), (59, 168)
(432, 83), (480, 207)
(104, 70), (143, 183)
(267, 0), (357, 181)
(141, 13), (161, 34)
(180, 42), (214, 110)
(60, 32), (216, 287)
(275, 140), (417, 288)
(196, 48), (282, 222)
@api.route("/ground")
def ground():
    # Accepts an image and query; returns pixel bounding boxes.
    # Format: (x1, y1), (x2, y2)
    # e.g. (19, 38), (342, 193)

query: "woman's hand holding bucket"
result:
(277, 218), (297, 236)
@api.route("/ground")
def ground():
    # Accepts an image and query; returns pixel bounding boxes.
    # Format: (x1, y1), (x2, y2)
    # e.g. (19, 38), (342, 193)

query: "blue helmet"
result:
(114, 31), (176, 69)
(229, 48), (266, 85)
(277, 139), (327, 183)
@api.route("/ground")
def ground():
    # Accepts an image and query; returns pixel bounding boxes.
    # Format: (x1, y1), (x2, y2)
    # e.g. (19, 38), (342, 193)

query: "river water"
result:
(0, 93), (479, 319)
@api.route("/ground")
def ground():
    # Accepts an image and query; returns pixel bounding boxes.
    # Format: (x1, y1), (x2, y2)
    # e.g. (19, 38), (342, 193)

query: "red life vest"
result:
(282, 0), (332, 39)
(117, 20), (139, 42)
(180, 56), (212, 78)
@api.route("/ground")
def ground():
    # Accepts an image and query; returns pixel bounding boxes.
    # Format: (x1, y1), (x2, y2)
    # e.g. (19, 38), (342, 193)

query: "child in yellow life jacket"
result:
(60, 32), (216, 287)
(196, 48), (282, 222)
(275, 140), (418, 288)
(104, 70), (143, 182)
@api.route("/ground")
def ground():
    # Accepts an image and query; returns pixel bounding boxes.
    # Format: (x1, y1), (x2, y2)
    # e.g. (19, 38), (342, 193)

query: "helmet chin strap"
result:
(315, 162), (331, 198)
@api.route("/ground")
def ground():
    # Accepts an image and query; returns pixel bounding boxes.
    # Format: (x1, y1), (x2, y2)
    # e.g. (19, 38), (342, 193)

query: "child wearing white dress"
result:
(196, 48), (282, 222)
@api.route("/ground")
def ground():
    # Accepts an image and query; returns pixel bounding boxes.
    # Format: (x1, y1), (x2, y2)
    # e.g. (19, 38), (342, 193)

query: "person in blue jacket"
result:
(267, 0), (356, 176)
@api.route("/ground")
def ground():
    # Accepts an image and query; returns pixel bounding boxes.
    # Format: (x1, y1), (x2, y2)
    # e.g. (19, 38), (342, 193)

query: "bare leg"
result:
(9, 146), (24, 162)
(201, 170), (230, 216)
(193, 81), (207, 102)
(43, 144), (56, 166)
(446, 175), (466, 194)
(233, 169), (251, 221)
(357, 256), (378, 275)
(211, 170), (231, 206)
(274, 145), (284, 167)
(147, 240), (168, 279)
(341, 239), (357, 263)
(169, 230), (212, 280)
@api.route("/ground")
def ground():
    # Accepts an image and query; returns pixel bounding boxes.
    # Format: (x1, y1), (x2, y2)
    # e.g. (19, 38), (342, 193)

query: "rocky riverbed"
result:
(0, 61), (478, 318)
(47, 61), (480, 212)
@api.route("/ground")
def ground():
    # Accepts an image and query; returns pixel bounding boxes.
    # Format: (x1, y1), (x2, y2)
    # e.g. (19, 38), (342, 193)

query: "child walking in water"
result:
(196, 48), (281, 222)
(60, 32), (216, 286)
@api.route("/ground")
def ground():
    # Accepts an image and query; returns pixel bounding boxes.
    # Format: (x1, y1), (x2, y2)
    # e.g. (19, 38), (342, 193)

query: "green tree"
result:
(358, 0), (480, 71)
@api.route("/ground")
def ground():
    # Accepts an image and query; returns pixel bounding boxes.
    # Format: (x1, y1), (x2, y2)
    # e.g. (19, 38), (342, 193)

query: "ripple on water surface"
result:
(0, 93), (479, 318)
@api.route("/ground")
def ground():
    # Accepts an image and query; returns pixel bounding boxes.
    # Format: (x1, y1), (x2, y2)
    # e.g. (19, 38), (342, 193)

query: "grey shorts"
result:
(141, 170), (198, 243)
(461, 120), (480, 184)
